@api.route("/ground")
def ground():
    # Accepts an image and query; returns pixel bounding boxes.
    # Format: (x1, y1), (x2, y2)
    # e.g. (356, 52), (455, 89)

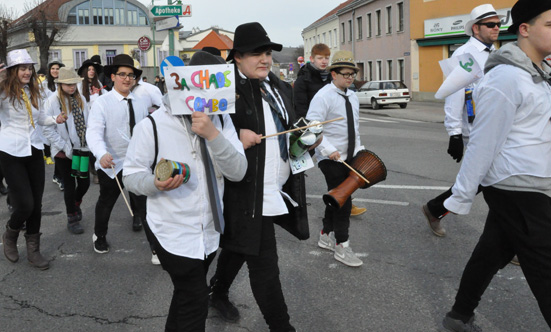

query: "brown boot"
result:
(24, 233), (49, 270)
(2, 225), (20, 263)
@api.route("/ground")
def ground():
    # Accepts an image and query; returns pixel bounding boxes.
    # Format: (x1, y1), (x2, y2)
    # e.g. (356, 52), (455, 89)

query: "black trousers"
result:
(427, 185), (483, 218)
(211, 216), (294, 332)
(93, 169), (146, 236)
(318, 159), (352, 244)
(144, 220), (215, 332)
(55, 157), (90, 215)
(452, 187), (551, 328)
(0, 147), (44, 234)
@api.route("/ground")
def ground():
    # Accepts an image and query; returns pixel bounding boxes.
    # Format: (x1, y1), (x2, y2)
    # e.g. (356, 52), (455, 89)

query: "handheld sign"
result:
(160, 56), (185, 77)
(165, 64), (236, 115)
(435, 53), (482, 99)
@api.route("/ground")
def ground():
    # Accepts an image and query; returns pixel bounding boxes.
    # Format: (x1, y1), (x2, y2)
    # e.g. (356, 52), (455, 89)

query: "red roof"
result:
(192, 30), (233, 51)
(12, 0), (70, 26)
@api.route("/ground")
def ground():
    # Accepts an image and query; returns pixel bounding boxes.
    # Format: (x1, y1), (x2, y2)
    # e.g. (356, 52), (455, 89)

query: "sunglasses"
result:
(476, 22), (502, 29)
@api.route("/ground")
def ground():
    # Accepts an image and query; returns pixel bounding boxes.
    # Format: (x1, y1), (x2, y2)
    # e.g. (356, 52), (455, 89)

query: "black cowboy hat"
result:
(47, 60), (65, 69)
(508, 0), (551, 33)
(103, 54), (143, 79)
(78, 59), (103, 77)
(226, 22), (282, 62)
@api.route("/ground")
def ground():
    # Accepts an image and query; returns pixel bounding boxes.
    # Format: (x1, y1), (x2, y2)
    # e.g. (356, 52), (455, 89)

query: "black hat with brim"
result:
(226, 22), (282, 62)
(190, 51), (226, 66)
(508, 0), (551, 33)
(78, 59), (103, 77)
(103, 54), (143, 79)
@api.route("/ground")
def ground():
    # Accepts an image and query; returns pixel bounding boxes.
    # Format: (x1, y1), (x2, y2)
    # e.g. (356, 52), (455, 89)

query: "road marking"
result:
(359, 117), (396, 123)
(306, 194), (409, 206)
(373, 184), (450, 190)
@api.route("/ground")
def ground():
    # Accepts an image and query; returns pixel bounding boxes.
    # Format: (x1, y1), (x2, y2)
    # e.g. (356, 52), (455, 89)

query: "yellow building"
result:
(410, 0), (514, 101)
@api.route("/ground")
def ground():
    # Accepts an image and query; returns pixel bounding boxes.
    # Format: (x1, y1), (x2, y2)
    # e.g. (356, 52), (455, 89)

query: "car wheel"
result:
(399, 103), (407, 109)
(371, 99), (380, 110)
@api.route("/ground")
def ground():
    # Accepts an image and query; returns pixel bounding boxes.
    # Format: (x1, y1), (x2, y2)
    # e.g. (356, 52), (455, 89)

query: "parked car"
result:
(355, 80), (410, 109)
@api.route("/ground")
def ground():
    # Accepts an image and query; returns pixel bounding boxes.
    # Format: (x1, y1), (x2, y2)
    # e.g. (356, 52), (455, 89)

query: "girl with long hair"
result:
(43, 67), (90, 234)
(0, 49), (66, 270)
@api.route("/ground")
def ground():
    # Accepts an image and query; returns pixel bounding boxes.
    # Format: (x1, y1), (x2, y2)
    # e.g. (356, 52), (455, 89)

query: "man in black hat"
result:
(86, 54), (149, 254)
(208, 22), (305, 331)
(441, 1), (551, 330)
(123, 51), (246, 331)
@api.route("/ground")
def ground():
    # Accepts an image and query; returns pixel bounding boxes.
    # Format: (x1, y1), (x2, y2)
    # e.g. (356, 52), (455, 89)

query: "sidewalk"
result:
(359, 100), (445, 123)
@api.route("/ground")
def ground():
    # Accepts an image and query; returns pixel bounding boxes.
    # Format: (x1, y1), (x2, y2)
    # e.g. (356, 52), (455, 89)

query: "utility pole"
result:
(151, 0), (157, 78)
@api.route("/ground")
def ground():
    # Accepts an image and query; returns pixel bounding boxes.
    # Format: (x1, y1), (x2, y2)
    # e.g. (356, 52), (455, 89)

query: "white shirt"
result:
(306, 82), (364, 162)
(445, 37), (494, 138)
(0, 85), (58, 157)
(123, 105), (246, 258)
(132, 80), (163, 111)
(444, 64), (551, 215)
(41, 80), (55, 99)
(258, 76), (291, 216)
(42, 92), (89, 158)
(86, 88), (148, 178)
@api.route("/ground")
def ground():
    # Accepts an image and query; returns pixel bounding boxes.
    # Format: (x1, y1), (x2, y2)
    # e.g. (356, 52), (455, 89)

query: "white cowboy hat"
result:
(465, 4), (505, 37)
(6, 49), (37, 68)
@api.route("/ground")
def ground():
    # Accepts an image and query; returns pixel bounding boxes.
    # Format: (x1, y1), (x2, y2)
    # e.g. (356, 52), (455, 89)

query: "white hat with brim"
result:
(54, 67), (83, 84)
(464, 4), (505, 37)
(6, 49), (37, 69)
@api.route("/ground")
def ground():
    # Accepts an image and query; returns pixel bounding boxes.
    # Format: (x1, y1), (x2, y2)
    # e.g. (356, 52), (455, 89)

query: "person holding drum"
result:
(306, 50), (365, 267)
(123, 50), (246, 331)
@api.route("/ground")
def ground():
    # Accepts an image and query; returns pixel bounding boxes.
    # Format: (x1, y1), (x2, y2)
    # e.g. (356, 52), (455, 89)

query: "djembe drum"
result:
(322, 150), (387, 209)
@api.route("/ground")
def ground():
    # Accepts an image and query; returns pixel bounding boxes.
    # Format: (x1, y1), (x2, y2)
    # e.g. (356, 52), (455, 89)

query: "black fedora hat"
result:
(103, 54), (143, 79)
(78, 59), (103, 77)
(190, 51), (226, 65)
(508, 0), (551, 33)
(201, 46), (222, 57)
(226, 22), (282, 61)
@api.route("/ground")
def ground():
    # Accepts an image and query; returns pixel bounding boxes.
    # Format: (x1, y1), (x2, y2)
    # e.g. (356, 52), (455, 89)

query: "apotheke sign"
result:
(424, 8), (511, 38)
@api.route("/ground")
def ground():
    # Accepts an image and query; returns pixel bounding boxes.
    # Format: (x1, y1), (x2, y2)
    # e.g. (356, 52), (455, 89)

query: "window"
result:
(106, 50), (117, 65)
(387, 60), (393, 80)
(397, 2), (404, 32)
(376, 10), (381, 36)
(398, 59), (405, 82)
(73, 50), (87, 68)
(48, 50), (61, 62)
(367, 61), (373, 81)
(342, 22), (345, 43)
(357, 16), (363, 40)
(334, 28), (338, 45)
(158, 48), (169, 65)
(386, 6), (392, 34)
(376, 60), (382, 80)
(348, 20), (352, 42)
(68, 0), (149, 26)
(323, 32), (326, 44)
(367, 13), (372, 38)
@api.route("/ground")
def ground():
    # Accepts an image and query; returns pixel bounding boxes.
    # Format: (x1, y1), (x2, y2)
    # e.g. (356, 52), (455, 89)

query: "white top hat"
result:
(6, 49), (37, 69)
(465, 4), (505, 36)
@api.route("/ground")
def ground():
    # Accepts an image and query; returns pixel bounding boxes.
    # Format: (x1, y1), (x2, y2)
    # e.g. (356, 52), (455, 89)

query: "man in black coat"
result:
(209, 22), (305, 332)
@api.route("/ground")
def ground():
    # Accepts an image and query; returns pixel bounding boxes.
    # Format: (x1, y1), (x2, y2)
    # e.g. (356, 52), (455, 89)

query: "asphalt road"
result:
(0, 101), (548, 331)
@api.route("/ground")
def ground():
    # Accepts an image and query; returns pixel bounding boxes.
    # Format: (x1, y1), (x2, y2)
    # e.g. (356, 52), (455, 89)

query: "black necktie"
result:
(340, 94), (356, 162)
(260, 82), (288, 161)
(484, 48), (491, 53)
(124, 98), (136, 136)
(200, 136), (225, 234)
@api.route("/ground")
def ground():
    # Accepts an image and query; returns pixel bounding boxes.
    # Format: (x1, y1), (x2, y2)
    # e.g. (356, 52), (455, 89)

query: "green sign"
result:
(151, 5), (183, 17)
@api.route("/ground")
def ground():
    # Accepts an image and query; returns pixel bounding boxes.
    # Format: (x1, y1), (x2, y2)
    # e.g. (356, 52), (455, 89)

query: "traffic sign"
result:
(137, 36), (151, 51)
(151, 4), (191, 17)
(156, 16), (180, 31)
(160, 55), (185, 77)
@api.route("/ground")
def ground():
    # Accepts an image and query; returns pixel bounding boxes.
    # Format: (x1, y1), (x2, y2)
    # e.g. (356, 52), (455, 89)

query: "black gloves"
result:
(447, 134), (464, 162)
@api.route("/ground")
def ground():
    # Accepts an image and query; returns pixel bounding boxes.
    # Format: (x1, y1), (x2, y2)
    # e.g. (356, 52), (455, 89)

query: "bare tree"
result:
(0, 4), (18, 64)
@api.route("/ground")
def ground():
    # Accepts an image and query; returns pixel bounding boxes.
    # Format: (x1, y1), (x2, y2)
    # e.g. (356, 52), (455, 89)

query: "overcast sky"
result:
(4, 0), (342, 47)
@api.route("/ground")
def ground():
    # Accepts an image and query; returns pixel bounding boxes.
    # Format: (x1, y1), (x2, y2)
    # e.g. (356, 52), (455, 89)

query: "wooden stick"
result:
(339, 158), (371, 184)
(260, 117), (344, 139)
(111, 165), (134, 217)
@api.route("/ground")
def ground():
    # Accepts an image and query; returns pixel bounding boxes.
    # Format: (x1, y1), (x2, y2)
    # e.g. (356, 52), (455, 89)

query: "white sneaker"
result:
(334, 241), (363, 267)
(151, 252), (161, 265)
(318, 231), (335, 251)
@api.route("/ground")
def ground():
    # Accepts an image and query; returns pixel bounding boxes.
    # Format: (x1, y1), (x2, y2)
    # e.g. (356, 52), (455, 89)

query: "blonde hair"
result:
(57, 83), (84, 114)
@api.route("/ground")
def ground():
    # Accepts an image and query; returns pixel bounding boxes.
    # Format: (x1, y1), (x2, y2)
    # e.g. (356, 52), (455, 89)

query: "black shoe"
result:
(443, 313), (481, 332)
(67, 213), (84, 234)
(75, 202), (82, 222)
(0, 184), (8, 195)
(132, 216), (143, 232)
(209, 292), (240, 322)
(93, 234), (109, 254)
(7, 196), (13, 212)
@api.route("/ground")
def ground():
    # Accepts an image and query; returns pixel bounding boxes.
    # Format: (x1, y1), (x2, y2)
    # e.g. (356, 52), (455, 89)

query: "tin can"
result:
(155, 159), (191, 183)
(290, 131), (317, 159)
